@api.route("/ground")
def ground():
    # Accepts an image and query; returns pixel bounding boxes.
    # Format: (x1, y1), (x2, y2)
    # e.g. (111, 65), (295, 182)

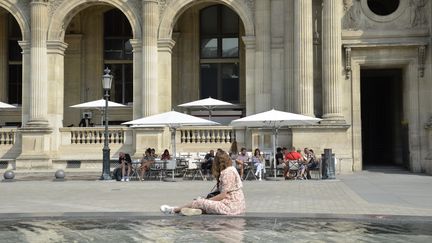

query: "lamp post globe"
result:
(101, 67), (113, 180)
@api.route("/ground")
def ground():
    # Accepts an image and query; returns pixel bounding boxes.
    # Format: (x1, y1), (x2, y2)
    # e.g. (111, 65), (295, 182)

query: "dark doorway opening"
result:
(360, 69), (408, 168)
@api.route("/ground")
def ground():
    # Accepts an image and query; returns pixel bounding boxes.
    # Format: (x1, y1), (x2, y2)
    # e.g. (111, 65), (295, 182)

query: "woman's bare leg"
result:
(121, 162), (126, 178)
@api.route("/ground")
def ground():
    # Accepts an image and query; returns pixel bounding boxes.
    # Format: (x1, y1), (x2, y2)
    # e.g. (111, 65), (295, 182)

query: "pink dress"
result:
(191, 166), (246, 215)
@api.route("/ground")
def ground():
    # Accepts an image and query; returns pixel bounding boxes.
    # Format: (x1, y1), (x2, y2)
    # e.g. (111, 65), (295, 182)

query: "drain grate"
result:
(0, 161), (8, 169)
(66, 160), (81, 168)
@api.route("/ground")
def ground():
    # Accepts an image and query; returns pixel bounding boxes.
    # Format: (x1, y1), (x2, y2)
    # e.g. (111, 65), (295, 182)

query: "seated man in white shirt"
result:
(235, 147), (249, 179)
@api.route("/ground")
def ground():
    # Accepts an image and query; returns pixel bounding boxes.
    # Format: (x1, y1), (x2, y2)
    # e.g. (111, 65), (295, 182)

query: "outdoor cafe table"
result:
(153, 159), (169, 181)
(192, 159), (207, 181)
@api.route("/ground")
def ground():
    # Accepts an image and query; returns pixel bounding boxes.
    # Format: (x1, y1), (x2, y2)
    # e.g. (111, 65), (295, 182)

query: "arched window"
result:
(8, 14), (22, 105)
(200, 5), (239, 103)
(103, 9), (133, 104)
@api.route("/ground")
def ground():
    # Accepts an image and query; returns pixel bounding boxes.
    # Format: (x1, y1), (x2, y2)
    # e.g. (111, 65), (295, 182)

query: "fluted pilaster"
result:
(294, 0), (314, 117)
(130, 39), (142, 119)
(242, 36), (256, 116)
(322, 0), (345, 122)
(18, 41), (31, 124)
(142, 0), (159, 116)
(254, 0), (271, 113)
(28, 0), (49, 127)
(158, 38), (176, 113)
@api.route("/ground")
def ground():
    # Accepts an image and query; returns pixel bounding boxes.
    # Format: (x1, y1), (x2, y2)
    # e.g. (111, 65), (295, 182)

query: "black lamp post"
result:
(101, 67), (113, 180)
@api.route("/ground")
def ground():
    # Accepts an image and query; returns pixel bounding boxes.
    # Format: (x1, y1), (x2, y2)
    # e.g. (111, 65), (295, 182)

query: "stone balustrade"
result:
(61, 127), (126, 144)
(179, 126), (235, 144)
(0, 128), (16, 145)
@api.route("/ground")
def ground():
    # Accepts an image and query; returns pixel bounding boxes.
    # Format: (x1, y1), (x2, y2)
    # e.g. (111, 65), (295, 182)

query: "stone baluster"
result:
(294, 0), (314, 117)
(322, 0), (345, 122)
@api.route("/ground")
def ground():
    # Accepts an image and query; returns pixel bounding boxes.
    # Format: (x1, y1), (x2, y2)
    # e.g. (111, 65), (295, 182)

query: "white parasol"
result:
(70, 99), (126, 125)
(230, 109), (322, 179)
(178, 97), (233, 120)
(123, 111), (220, 181)
(0, 101), (16, 109)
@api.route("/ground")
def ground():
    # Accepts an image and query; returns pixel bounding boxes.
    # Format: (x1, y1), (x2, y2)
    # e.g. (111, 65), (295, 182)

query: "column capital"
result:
(18, 40), (31, 54)
(157, 38), (176, 53)
(47, 40), (68, 55)
(242, 36), (256, 49)
(129, 39), (142, 52)
(30, 0), (49, 5)
(141, 0), (159, 5)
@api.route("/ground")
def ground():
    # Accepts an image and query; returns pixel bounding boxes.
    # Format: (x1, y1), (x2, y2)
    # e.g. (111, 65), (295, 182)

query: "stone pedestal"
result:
(15, 127), (53, 169)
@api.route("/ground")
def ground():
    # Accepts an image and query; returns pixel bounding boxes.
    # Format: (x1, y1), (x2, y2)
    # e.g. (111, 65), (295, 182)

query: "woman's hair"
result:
(212, 150), (232, 179)
(163, 149), (169, 154)
(145, 148), (151, 154)
(229, 140), (238, 154)
(254, 148), (261, 156)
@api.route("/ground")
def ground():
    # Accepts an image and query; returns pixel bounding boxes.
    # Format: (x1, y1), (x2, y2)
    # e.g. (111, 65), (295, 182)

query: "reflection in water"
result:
(0, 217), (431, 242)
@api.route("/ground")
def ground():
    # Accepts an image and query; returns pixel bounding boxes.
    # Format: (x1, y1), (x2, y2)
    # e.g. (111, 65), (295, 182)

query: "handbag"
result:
(206, 190), (220, 199)
(205, 183), (220, 199)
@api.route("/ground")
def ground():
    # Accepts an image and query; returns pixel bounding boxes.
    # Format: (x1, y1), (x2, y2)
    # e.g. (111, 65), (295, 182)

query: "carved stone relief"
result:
(16, 0), (30, 22)
(342, 0), (429, 31)
(343, 0), (361, 30)
(48, 0), (64, 19)
(409, 0), (428, 27)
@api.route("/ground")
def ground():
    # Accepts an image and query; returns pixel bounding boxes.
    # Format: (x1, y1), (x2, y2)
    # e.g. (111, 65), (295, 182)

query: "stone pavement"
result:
(0, 167), (431, 218)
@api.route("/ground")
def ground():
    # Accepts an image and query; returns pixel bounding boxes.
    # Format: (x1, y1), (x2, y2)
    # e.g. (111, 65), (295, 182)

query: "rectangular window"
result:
(221, 63), (239, 102)
(200, 38), (218, 58)
(222, 38), (238, 57)
(200, 63), (239, 103)
(106, 64), (132, 104)
(8, 65), (22, 104)
(200, 64), (218, 99)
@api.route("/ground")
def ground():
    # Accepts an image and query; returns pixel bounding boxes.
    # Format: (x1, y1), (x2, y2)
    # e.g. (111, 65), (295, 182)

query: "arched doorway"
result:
(62, 5), (134, 127)
(0, 9), (24, 127)
(170, 2), (247, 123)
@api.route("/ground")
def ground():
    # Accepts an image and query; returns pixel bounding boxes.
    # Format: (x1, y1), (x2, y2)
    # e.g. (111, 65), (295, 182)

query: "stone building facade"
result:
(0, 0), (431, 174)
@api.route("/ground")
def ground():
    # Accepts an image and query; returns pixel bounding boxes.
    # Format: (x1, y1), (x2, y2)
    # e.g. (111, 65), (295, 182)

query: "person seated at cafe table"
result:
(160, 149), (171, 160)
(119, 152), (132, 182)
(235, 147), (249, 179)
(283, 146), (304, 180)
(201, 149), (215, 177)
(139, 148), (155, 181)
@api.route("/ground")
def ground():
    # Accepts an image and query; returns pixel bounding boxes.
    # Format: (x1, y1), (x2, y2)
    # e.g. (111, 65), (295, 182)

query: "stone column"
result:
(284, 0), (294, 112)
(28, 0), (50, 127)
(129, 39), (142, 119)
(158, 38), (175, 113)
(322, 0), (345, 122)
(254, 0), (271, 113)
(294, 0), (314, 117)
(0, 14), (7, 101)
(242, 36), (256, 116)
(142, 0), (159, 116)
(15, 1), (52, 169)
